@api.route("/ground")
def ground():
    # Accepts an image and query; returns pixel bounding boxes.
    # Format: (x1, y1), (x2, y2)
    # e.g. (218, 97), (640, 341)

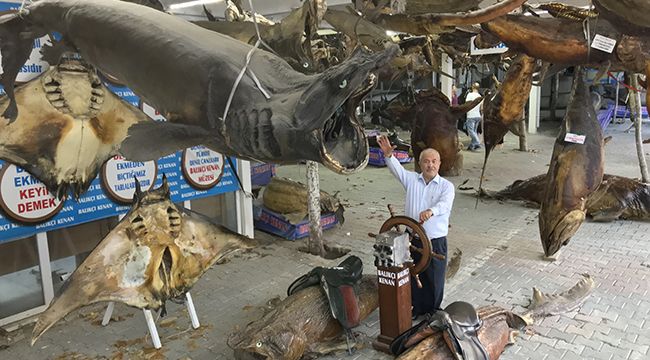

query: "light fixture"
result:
(169, 0), (225, 10)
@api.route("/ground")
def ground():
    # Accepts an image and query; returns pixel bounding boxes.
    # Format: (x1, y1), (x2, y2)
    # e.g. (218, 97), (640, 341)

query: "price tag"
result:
(565, 133), (586, 144)
(591, 34), (616, 53)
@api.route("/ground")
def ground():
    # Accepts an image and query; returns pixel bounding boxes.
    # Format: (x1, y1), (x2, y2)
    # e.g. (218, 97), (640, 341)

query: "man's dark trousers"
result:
(411, 236), (448, 316)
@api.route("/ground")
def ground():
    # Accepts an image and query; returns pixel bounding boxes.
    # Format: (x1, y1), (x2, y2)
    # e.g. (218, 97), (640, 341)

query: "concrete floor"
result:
(1, 120), (649, 359)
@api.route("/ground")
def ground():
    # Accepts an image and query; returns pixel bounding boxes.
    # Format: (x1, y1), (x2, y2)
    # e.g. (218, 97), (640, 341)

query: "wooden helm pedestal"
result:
(372, 215), (432, 353)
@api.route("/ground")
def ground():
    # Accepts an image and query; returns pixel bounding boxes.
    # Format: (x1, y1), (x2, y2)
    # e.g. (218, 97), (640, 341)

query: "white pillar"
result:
(36, 232), (54, 304)
(440, 52), (454, 99)
(235, 159), (254, 238)
(528, 85), (541, 134)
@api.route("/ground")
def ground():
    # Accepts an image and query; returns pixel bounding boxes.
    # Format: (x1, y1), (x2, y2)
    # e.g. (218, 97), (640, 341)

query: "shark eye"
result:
(256, 341), (263, 348)
(339, 79), (348, 89)
(303, 62), (309, 68)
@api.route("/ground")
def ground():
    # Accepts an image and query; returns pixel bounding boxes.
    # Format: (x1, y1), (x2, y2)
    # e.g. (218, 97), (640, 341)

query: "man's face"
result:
(419, 150), (440, 180)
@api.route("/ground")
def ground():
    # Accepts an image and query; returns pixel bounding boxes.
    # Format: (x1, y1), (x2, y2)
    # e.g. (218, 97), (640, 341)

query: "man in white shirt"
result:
(377, 135), (455, 318)
(464, 82), (483, 151)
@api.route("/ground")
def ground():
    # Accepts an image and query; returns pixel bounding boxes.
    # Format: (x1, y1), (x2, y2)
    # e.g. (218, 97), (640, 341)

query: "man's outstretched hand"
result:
(419, 209), (433, 224)
(377, 135), (396, 158)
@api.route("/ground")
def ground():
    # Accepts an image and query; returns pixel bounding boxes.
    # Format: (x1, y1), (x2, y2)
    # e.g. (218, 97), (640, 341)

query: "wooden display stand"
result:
(371, 212), (432, 354)
(373, 266), (412, 352)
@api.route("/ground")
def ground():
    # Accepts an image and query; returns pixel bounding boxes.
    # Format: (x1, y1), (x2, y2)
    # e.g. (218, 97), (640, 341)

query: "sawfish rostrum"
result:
(0, 0), (397, 174)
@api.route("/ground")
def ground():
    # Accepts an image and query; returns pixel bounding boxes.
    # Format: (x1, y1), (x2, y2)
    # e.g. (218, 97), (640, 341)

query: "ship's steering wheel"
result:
(379, 215), (432, 279)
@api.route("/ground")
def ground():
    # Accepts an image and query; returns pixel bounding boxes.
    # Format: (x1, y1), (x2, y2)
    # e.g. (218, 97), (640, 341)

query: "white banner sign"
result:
(101, 155), (157, 203)
(0, 35), (51, 83)
(0, 164), (63, 223)
(182, 146), (225, 190)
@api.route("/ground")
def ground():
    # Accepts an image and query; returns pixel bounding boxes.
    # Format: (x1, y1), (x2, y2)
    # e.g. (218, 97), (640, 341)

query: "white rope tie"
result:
(220, 0), (272, 125)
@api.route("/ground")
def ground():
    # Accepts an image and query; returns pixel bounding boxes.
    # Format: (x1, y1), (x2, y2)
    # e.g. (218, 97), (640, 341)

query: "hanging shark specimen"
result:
(0, 59), (149, 199)
(369, 0), (527, 36)
(0, 0), (397, 174)
(195, 0), (324, 73)
(539, 70), (604, 257)
(593, 0), (650, 37)
(482, 14), (650, 124)
(31, 177), (253, 345)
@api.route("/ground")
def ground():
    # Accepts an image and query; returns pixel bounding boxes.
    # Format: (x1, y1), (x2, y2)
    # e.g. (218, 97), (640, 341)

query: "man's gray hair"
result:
(419, 148), (440, 162)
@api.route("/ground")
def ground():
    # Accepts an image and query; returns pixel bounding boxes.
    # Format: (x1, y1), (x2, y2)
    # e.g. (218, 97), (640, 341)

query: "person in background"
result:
(464, 82), (483, 151)
(377, 135), (455, 319)
(451, 83), (459, 106)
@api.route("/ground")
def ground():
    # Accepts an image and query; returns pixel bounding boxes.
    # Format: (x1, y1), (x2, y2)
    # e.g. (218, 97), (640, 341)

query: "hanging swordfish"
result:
(0, 0), (397, 174)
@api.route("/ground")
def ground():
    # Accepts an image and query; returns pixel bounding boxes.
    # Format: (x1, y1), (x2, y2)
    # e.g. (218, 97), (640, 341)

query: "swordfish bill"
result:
(539, 69), (604, 257)
(0, 0), (398, 174)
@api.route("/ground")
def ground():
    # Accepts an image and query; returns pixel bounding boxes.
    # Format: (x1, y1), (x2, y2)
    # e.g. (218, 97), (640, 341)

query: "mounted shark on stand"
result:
(0, 0), (397, 176)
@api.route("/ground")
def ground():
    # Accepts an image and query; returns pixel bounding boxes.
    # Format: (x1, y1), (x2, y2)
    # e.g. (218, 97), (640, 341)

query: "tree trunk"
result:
(306, 161), (325, 256)
(550, 73), (559, 121)
(628, 74), (650, 183)
(518, 120), (528, 151)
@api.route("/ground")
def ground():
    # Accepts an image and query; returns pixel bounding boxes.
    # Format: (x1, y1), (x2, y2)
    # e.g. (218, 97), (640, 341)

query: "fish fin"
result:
(119, 122), (210, 161)
(203, 5), (216, 21)
(334, 206), (345, 225)
(39, 36), (77, 65)
(0, 11), (42, 122)
(531, 287), (545, 307)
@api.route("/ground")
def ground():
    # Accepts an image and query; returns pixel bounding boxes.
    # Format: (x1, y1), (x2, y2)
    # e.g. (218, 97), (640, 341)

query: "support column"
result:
(37, 232), (54, 304)
(440, 52), (454, 98)
(528, 85), (541, 134)
(235, 159), (254, 238)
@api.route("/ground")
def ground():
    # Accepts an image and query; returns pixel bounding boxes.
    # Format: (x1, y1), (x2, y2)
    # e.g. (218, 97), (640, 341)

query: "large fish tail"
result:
(0, 10), (40, 121)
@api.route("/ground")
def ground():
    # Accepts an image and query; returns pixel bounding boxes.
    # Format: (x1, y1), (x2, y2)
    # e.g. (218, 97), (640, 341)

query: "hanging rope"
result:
(221, 0), (273, 127)
(220, 0), (276, 199)
(607, 71), (643, 93)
